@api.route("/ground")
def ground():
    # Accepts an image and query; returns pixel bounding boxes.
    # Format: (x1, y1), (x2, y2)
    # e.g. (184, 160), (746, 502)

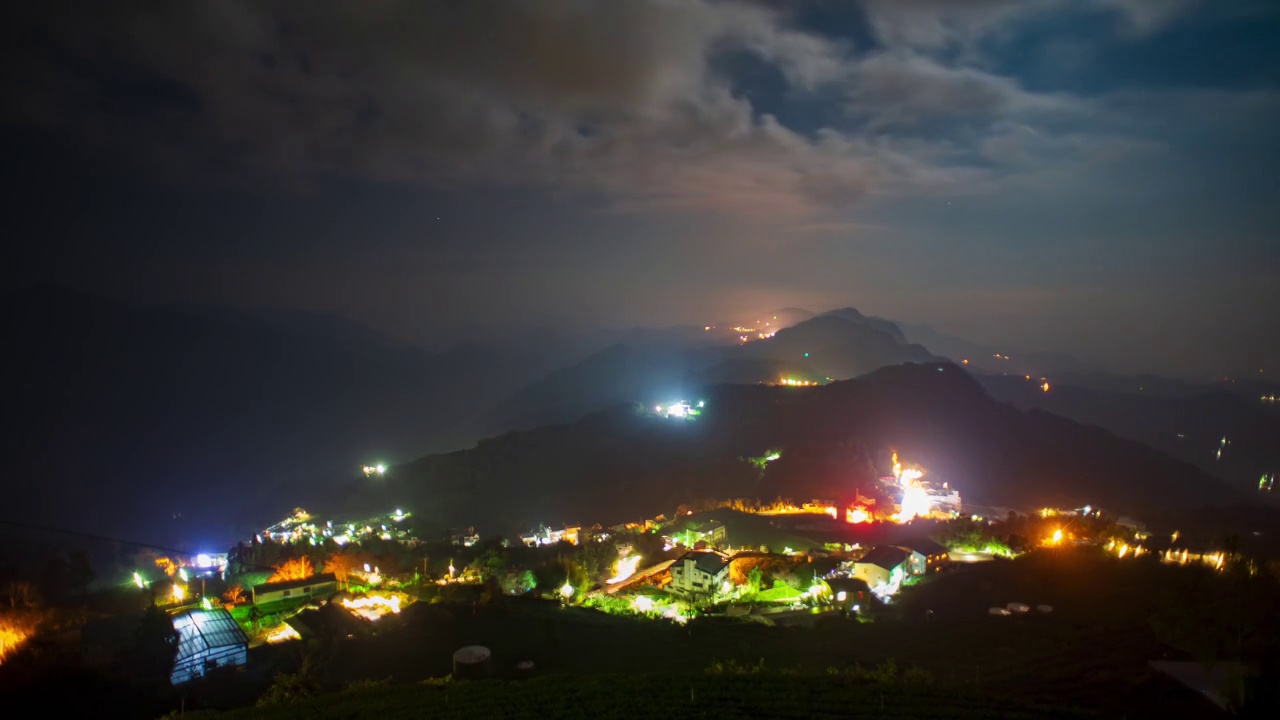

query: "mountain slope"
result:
(0, 287), (555, 547)
(346, 363), (1241, 534)
(482, 308), (937, 433)
(979, 375), (1280, 496)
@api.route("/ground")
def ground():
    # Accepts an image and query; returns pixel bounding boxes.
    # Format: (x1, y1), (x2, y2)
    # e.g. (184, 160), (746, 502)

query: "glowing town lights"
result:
(608, 555), (643, 584)
(1117, 544), (1129, 558)
(962, 359), (969, 364)
(172, 584), (186, 602)
(341, 594), (402, 621)
(201, 597), (213, 611)
(1041, 382), (1050, 392)
(560, 583), (575, 599)
(655, 405), (663, 413)
(1051, 528), (1063, 544)
(633, 596), (654, 612)
(1171, 531), (1180, 543)
(846, 506), (872, 524)
(179, 568), (189, 582)
(764, 452), (781, 462)
(133, 572), (145, 589)
(363, 563), (371, 573)
(895, 484), (930, 522)
(836, 591), (847, 602)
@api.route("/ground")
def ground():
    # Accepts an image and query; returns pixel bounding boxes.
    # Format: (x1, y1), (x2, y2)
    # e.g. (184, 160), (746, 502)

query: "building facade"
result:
(669, 551), (730, 595)
(251, 573), (338, 605)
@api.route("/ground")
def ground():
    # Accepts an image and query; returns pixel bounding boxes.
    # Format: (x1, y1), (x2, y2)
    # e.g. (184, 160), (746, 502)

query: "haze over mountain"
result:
(6, 287), (1270, 549)
(484, 308), (936, 432)
(2, 287), (600, 548)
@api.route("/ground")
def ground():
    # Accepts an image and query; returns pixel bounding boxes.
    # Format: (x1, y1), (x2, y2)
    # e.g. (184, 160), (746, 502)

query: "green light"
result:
(804, 352), (809, 358)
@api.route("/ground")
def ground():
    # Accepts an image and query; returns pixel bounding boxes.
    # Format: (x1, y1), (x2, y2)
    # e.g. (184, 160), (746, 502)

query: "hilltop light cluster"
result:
(261, 507), (413, 546)
(653, 400), (705, 419)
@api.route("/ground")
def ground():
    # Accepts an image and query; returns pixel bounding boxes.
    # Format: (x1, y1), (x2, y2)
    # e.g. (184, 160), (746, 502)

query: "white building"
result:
(669, 551), (730, 595)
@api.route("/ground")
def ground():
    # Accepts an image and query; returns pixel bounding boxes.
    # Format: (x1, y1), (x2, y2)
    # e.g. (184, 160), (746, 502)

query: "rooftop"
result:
(678, 550), (730, 575)
(899, 538), (948, 557)
(253, 572), (338, 594)
(856, 546), (912, 571)
(173, 608), (248, 663)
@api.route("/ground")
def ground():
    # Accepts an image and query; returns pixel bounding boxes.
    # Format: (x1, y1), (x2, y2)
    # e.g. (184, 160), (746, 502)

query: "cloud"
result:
(0, 0), (1230, 219)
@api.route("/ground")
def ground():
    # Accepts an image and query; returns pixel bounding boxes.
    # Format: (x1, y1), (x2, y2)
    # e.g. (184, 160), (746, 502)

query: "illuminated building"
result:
(898, 538), (949, 571)
(251, 573), (338, 605)
(851, 546), (922, 591)
(519, 525), (582, 547)
(170, 608), (248, 685)
(669, 551), (731, 595)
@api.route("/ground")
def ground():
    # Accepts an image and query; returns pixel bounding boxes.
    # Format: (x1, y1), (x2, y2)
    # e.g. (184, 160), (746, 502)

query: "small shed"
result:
(170, 608), (249, 685)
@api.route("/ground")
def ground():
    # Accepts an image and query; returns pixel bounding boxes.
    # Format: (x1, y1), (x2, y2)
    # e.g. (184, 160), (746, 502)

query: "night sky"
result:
(6, 1), (1278, 377)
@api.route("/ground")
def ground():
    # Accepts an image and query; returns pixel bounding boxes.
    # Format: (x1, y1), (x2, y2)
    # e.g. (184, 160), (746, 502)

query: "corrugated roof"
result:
(856, 545), (911, 571)
(900, 538), (948, 556)
(252, 572), (337, 594)
(677, 551), (729, 575)
(173, 608), (248, 664)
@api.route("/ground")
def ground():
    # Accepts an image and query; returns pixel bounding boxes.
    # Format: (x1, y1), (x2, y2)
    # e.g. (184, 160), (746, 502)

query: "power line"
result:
(0, 518), (197, 557)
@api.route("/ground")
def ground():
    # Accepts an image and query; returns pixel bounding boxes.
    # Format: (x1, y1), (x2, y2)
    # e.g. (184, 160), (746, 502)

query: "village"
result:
(40, 451), (1242, 693)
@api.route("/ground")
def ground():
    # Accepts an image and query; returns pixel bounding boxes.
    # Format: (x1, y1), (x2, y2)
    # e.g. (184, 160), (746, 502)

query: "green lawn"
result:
(753, 583), (803, 602)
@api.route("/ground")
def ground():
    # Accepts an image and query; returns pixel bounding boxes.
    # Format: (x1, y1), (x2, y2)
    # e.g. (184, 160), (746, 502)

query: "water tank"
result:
(452, 645), (492, 679)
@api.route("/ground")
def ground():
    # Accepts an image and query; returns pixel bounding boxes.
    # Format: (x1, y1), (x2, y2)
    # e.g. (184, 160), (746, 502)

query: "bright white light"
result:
(341, 594), (401, 621)
(133, 572), (145, 589)
(836, 591), (847, 602)
(172, 584), (185, 602)
(560, 583), (574, 599)
(179, 568), (189, 582)
(363, 563), (371, 573)
(608, 555), (643, 584)
(697, 400), (705, 408)
(376, 464), (386, 475)
(395, 509), (402, 516)
(633, 596), (654, 612)
(196, 553), (212, 569)
(721, 581), (732, 594)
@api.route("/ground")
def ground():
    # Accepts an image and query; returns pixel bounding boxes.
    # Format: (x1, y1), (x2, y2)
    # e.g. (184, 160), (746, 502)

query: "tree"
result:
(747, 567), (763, 595)
(267, 556), (314, 583)
(130, 605), (179, 685)
(322, 552), (359, 590)
(222, 584), (246, 605)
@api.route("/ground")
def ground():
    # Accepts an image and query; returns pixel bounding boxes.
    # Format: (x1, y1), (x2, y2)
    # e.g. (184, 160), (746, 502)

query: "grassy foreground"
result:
(188, 673), (1098, 720)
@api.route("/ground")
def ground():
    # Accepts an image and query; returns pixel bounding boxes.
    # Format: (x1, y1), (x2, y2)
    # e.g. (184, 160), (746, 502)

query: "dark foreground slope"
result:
(342, 363), (1240, 533)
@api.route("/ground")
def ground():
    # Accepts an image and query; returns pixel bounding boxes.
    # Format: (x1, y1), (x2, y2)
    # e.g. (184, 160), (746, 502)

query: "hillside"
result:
(0, 287), (564, 546)
(482, 308), (937, 432)
(979, 375), (1280, 496)
(342, 363), (1242, 534)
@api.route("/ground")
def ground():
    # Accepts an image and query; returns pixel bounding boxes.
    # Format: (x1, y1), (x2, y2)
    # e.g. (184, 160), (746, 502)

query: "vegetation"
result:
(183, 673), (1100, 719)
